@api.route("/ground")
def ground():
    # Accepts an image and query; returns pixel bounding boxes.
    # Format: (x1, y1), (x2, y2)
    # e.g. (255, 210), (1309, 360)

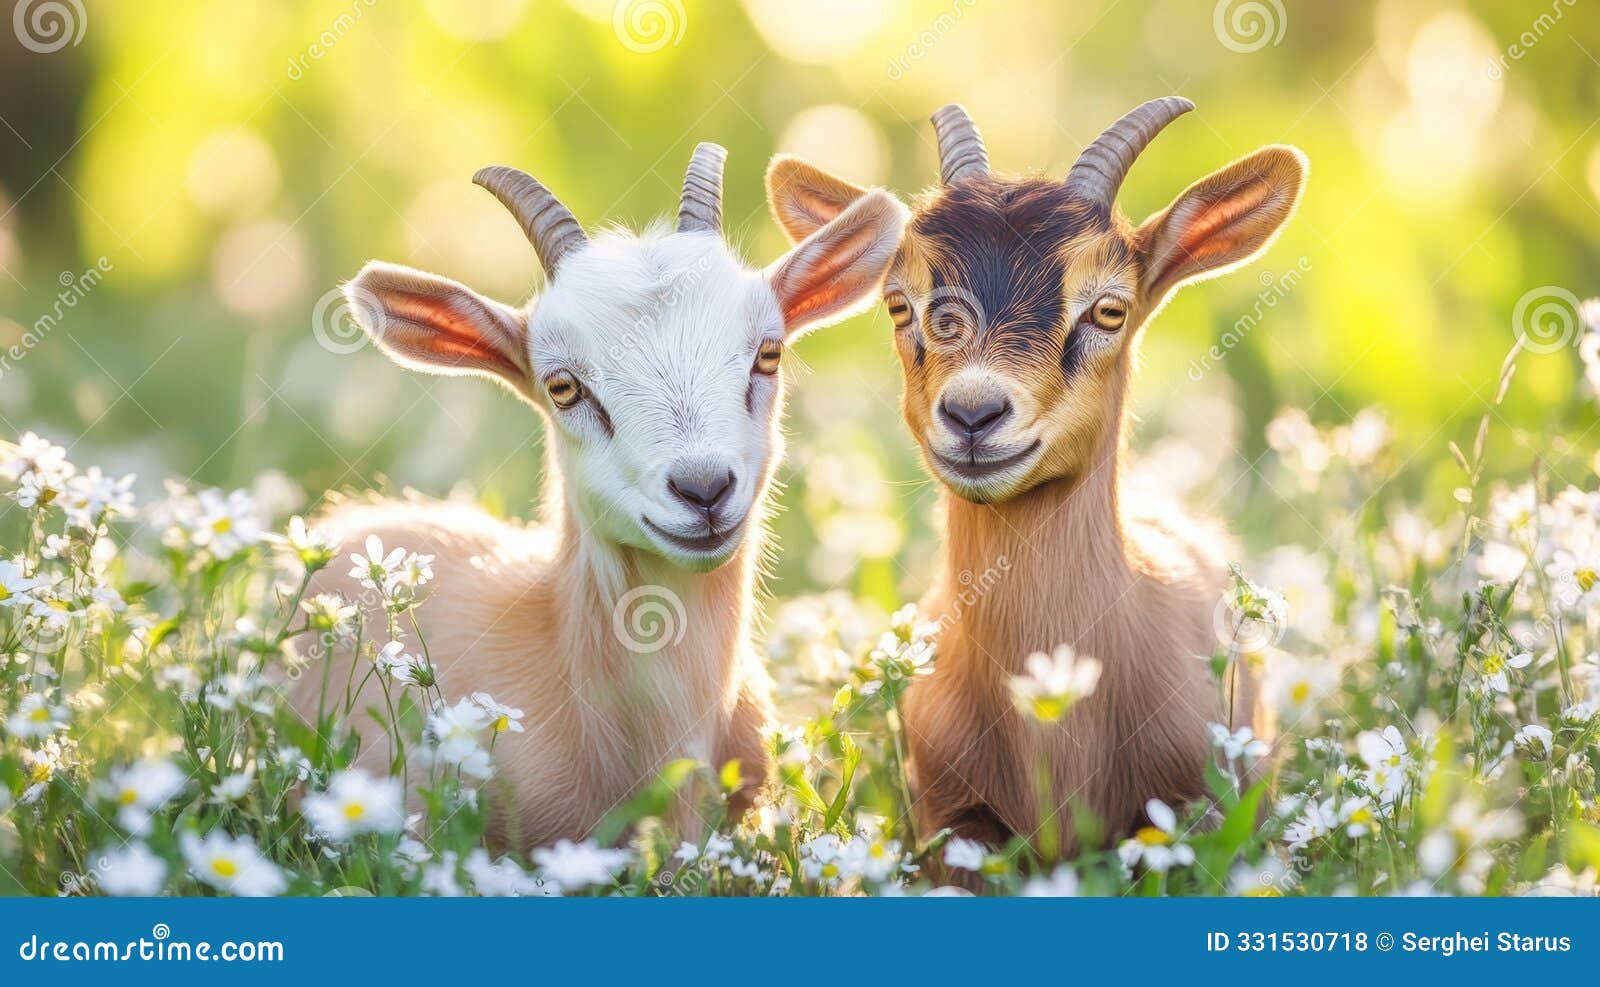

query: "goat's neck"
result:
(543, 452), (756, 699)
(932, 414), (1132, 676)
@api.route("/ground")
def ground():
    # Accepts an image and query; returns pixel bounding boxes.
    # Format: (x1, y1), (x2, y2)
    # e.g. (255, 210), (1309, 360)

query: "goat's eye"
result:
(884, 290), (913, 331)
(545, 371), (583, 409)
(1089, 297), (1128, 332)
(753, 339), (783, 376)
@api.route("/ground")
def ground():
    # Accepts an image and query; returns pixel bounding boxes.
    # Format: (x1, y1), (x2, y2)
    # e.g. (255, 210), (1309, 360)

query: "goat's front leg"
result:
(713, 680), (774, 824)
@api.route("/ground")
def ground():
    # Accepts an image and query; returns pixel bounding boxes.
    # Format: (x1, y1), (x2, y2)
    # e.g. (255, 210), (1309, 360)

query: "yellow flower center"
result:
(343, 802), (366, 822)
(1482, 653), (1505, 675)
(118, 787), (139, 805)
(1135, 826), (1171, 846)
(211, 517), (233, 535)
(1348, 807), (1373, 826)
(211, 857), (238, 878)
(492, 715), (509, 733)
(0, 584), (11, 602)
(821, 863), (839, 879)
(1290, 680), (1310, 704)
(1579, 569), (1598, 592)
(28, 706), (49, 722)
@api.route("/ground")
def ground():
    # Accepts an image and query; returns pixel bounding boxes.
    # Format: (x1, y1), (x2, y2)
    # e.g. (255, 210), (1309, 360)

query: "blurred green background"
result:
(1, 0), (1596, 606)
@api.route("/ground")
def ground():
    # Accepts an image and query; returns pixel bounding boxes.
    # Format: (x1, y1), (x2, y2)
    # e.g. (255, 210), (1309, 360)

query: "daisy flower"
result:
(1116, 799), (1195, 873)
(532, 839), (631, 893)
(1477, 647), (1532, 694)
(471, 693), (525, 735)
(348, 535), (404, 593)
(0, 558), (45, 608)
(1009, 644), (1101, 723)
(281, 515), (337, 570)
(1020, 864), (1080, 897)
(180, 831), (286, 897)
(6, 692), (68, 740)
(1514, 724), (1554, 760)
(302, 770), (404, 840)
(96, 842), (168, 896)
(101, 758), (187, 835)
(943, 837), (987, 872)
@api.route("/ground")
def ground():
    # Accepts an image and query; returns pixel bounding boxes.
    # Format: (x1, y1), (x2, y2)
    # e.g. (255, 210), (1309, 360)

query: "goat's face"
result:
(767, 100), (1306, 504)
(522, 235), (788, 568)
(346, 145), (905, 570)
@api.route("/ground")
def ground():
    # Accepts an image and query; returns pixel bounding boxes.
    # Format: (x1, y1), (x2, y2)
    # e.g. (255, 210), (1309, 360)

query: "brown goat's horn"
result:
(931, 104), (989, 185)
(1063, 96), (1195, 211)
(473, 165), (588, 279)
(677, 142), (727, 235)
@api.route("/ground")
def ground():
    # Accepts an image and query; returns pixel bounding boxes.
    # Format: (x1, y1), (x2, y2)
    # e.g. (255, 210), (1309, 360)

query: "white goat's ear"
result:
(764, 154), (871, 244)
(1135, 145), (1307, 303)
(345, 261), (534, 398)
(766, 189), (907, 337)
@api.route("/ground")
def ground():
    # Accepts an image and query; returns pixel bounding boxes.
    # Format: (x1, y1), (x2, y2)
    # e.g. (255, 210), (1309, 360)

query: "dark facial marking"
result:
(912, 178), (1103, 369)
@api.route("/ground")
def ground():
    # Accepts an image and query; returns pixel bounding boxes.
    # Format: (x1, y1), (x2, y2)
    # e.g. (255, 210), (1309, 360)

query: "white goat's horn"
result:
(931, 104), (988, 185)
(1063, 96), (1194, 211)
(677, 142), (727, 234)
(473, 165), (588, 279)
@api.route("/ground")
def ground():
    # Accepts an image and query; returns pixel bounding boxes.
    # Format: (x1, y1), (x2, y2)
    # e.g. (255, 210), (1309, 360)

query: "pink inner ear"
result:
(389, 294), (522, 380)
(1178, 180), (1274, 260)
(778, 226), (874, 326)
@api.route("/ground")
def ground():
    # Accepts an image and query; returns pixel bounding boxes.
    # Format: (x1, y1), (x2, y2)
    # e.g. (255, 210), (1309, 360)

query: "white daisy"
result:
(302, 770), (405, 841)
(1009, 644), (1102, 723)
(180, 830), (286, 896)
(96, 842), (168, 896)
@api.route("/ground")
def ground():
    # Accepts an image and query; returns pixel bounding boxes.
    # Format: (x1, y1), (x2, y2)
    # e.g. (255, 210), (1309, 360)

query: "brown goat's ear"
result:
(345, 261), (534, 399)
(764, 154), (871, 244)
(1135, 145), (1307, 303)
(766, 189), (908, 337)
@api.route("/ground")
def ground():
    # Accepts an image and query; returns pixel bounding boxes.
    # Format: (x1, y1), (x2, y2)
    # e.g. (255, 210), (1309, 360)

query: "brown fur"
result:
(766, 122), (1307, 869)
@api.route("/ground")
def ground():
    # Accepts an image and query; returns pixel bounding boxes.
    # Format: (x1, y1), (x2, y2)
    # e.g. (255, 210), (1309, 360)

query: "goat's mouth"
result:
(930, 439), (1042, 482)
(641, 511), (748, 561)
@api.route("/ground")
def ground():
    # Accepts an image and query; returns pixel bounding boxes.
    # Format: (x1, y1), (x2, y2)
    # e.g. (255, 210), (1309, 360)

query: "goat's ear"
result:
(766, 189), (908, 337)
(345, 261), (534, 399)
(765, 154), (872, 244)
(1135, 145), (1307, 303)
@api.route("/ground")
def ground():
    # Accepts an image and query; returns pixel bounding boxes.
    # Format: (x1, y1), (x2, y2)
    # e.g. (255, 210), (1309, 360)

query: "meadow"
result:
(2, 1), (1599, 897)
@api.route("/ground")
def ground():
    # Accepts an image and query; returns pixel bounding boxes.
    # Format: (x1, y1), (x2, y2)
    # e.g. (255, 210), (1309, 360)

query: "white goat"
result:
(291, 144), (907, 846)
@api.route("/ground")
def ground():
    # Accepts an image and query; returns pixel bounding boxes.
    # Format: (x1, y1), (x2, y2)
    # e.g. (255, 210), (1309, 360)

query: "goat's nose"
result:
(668, 467), (736, 514)
(939, 396), (1012, 441)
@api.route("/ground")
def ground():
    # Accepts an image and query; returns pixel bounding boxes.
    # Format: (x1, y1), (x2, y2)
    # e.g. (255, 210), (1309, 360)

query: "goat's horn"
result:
(677, 142), (727, 235)
(930, 104), (988, 185)
(1063, 96), (1195, 211)
(473, 165), (588, 279)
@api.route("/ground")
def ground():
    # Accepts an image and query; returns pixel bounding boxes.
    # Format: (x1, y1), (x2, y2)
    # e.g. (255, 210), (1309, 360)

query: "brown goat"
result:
(766, 99), (1305, 863)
